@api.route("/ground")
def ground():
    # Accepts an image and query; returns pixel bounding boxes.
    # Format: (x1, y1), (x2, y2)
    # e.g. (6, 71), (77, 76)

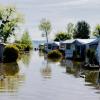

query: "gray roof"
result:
(75, 39), (97, 44)
(44, 41), (60, 46)
(54, 42), (60, 46)
(61, 39), (98, 45)
(62, 39), (75, 44)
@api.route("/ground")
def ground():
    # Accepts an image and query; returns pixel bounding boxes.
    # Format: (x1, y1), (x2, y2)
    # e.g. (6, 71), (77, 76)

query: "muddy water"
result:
(0, 51), (100, 100)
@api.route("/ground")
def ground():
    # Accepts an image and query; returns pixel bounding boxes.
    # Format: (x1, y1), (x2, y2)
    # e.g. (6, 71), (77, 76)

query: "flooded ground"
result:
(0, 51), (100, 100)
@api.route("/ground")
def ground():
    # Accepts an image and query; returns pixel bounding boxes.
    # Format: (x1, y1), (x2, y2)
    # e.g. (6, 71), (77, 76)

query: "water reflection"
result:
(60, 58), (100, 90)
(85, 70), (100, 89)
(0, 63), (25, 92)
(60, 59), (84, 78)
(43, 52), (61, 63)
(19, 52), (31, 66)
(40, 60), (52, 79)
(39, 51), (44, 57)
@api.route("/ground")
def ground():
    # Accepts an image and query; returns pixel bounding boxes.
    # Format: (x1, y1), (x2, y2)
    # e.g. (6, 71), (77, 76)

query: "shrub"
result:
(3, 45), (19, 63)
(47, 50), (62, 59)
(86, 49), (97, 64)
(13, 44), (26, 51)
(24, 45), (33, 51)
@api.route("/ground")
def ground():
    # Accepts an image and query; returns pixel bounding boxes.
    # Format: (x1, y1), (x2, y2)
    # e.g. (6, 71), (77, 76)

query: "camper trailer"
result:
(44, 42), (60, 53)
(59, 39), (98, 59)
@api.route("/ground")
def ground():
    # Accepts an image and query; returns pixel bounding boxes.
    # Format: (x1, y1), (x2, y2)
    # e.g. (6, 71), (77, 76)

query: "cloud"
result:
(0, 0), (100, 40)
(37, 0), (89, 7)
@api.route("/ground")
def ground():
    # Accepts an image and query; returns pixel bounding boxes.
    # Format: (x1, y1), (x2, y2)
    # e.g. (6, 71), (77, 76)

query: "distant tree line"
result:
(39, 19), (100, 42)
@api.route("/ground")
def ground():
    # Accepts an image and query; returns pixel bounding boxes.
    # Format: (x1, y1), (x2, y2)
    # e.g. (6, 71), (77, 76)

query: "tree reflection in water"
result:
(19, 52), (31, 66)
(40, 60), (52, 79)
(0, 63), (25, 92)
(85, 70), (100, 89)
(60, 58), (100, 90)
(60, 59), (84, 78)
(39, 51), (44, 57)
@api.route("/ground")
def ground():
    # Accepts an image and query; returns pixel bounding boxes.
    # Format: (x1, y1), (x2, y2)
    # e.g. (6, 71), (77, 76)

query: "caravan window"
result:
(66, 44), (71, 49)
(48, 44), (52, 49)
(60, 44), (65, 48)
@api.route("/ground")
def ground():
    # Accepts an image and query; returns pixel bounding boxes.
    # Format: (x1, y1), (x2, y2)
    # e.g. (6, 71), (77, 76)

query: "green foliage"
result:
(0, 5), (23, 43)
(93, 24), (100, 37)
(13, 43), (27, 51)
(47, 50), (62, 59)
(39, 18), (51, 34)
(54, 32), (72, 41)
(73, 21), (90, 39)
(39, 18), (51, 43)
(3, 45), (19, 63)
(86, 49), (96, 64)
(87, 49), (95, 59)
(20, 31), (33, 51)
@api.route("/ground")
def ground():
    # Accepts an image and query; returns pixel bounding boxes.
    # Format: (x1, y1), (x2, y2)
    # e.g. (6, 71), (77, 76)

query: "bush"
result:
(86, 49), (97, 64)
(14, 43), (26, 51)
(3, 45), (19, 63)
(24, 45), (33, 51)
(13, 43), (33, 52)
(47, 50), (62, 59)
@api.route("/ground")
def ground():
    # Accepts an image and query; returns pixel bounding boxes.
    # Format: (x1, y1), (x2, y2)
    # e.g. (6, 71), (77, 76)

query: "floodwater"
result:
(0, 51), (100, 100)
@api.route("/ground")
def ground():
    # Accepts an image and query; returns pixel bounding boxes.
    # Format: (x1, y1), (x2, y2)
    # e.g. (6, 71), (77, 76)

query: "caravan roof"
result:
(44, 41), (60, 46)
(61, 39), (98, 45)
(62, 39), (75, 44)
(75, 39), (97, 45)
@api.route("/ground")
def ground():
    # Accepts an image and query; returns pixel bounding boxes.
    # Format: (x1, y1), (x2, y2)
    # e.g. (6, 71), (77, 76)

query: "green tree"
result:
(93, 24), (100, 37)
(21, 31), (33, 50)
(73, 21), (90, 39)
(0, 5), (23, 43)
(39, 18), (51, 43)
(54, 32), (72, 41)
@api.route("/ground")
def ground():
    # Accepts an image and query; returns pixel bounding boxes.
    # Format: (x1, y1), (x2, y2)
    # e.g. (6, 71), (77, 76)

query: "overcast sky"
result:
(0, 0), (100, 40)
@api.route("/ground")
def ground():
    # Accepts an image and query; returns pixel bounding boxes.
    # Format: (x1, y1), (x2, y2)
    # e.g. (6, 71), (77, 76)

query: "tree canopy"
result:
(39, 18), (51, 43)
(21, 31), (33, 49)
(0, 5), (23, 43)
(93, 24), (100, 38)
(54, 32), (72, 41)
(73, 21), (90, 39)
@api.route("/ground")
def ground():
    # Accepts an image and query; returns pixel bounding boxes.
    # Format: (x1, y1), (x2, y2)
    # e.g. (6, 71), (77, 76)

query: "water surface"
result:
(0, 51), (100, 100)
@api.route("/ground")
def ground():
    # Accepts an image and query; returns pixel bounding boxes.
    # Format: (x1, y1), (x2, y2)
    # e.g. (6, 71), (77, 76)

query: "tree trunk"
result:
(46, 31), (48, 44)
